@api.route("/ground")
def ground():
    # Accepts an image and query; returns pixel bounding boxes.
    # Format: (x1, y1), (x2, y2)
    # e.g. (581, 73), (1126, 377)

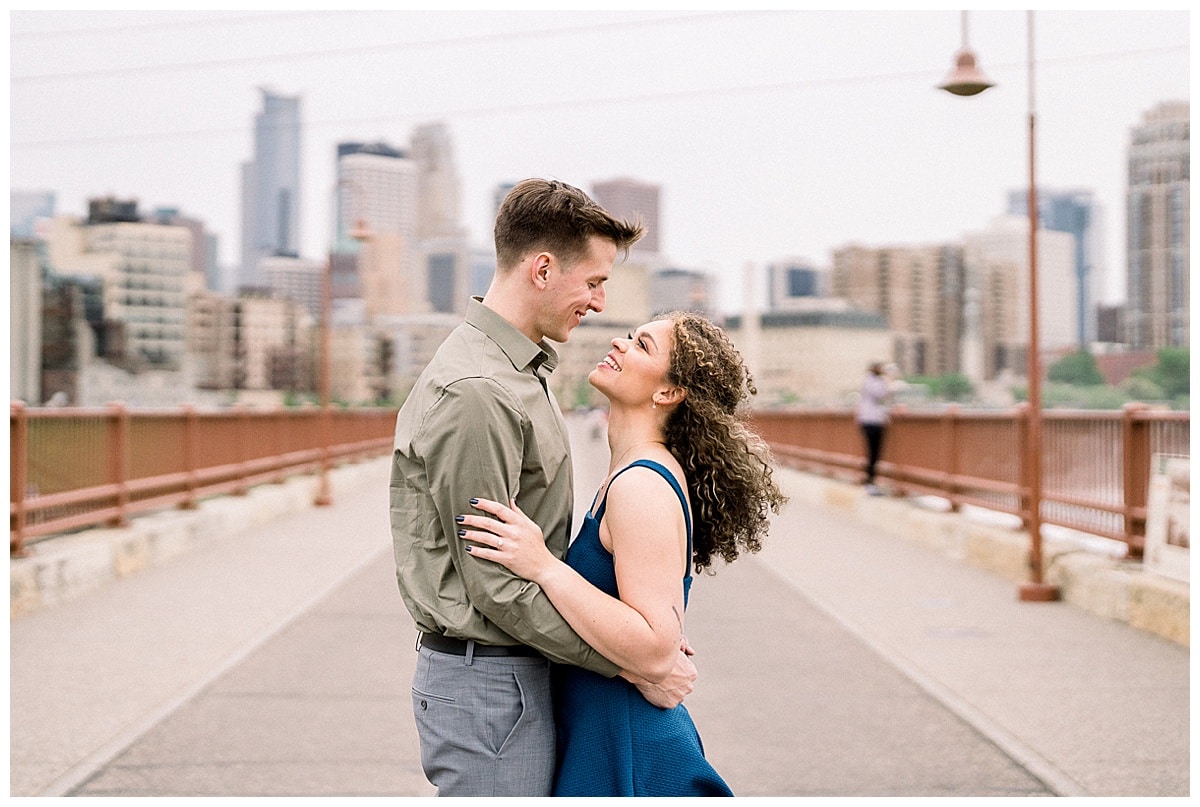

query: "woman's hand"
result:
(458, 498), (556, 583)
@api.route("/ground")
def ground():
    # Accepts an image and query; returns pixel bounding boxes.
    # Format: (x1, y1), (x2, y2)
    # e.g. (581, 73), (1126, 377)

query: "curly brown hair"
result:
(659, 311), (787, 573)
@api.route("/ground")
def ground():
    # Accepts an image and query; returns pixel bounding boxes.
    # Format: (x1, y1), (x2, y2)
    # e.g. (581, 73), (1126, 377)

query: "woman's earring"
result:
(652, 401), (657, 409)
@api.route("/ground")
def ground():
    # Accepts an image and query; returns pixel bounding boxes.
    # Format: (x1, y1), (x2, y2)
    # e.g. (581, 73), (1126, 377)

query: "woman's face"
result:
(589, 318), (676, 407)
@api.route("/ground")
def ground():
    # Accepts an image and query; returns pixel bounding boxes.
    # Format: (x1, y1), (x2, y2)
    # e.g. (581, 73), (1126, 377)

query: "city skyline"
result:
(10, 10), (1190, 313)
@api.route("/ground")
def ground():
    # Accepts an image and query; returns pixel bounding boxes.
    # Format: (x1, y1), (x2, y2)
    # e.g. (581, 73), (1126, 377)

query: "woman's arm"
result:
(460, 467), (689, 684)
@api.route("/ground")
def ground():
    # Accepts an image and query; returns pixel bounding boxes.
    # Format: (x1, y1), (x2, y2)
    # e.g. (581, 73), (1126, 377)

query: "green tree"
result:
(571, 376), (597, 410)
(907, 373), (974, 402)
(1047, 350), (1105, 386)
(1041, 382), (1127, 409)
(1119, 374), (1165, 402)
(1153, 347), (1189, 399)
(1129, 347), (1189, 404)
(934, 373), (974, 401)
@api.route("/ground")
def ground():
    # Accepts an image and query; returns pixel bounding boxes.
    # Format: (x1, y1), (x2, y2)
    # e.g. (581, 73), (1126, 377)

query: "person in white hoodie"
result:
(855, 362), (891, 495)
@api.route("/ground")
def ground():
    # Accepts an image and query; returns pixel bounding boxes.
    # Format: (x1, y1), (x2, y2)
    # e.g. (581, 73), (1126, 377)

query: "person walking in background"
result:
(856, 361), (892, 495)
(458, 311), (787, 796)
(389, 178), (698, 797)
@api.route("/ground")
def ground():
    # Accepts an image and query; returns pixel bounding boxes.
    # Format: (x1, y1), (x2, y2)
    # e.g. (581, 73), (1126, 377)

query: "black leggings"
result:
(860, 424), (885, 484)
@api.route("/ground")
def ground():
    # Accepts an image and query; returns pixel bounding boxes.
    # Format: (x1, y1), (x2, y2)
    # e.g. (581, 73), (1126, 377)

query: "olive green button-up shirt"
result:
(390, 298), (619, 677)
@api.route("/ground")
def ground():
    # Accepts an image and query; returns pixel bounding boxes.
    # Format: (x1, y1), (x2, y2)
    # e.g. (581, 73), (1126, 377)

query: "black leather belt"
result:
(419, 632), (542, 658)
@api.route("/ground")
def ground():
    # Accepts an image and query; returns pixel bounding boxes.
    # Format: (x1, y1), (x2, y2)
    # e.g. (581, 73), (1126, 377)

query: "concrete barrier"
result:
(13, 459), (1188, 648)
(780, 468), (1189, 647)
(10, 459), (390, 620)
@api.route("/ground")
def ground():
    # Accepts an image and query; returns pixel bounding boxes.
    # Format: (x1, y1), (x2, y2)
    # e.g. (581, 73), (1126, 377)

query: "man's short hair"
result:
(494, 178), (645, 271)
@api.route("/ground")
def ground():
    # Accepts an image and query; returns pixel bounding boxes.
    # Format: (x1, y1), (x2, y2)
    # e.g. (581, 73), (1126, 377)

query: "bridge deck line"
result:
(8, 416), (1189, 796)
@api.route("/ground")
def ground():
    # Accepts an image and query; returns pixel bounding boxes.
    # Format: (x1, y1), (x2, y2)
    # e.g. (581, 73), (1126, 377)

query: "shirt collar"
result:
(465, 297), (559, 374)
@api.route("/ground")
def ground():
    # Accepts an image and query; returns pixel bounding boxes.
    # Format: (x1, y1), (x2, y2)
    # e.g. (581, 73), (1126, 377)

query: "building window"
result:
(427, 253), (456, 313)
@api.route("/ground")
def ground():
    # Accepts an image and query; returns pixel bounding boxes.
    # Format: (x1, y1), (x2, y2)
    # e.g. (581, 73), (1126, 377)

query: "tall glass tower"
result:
(240, 88), (301, 290)
(1125, 101), (1190, 350)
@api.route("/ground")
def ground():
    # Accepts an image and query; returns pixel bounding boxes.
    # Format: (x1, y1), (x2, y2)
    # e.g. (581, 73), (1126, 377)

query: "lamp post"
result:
(939, 10), (1060, 602)
(314, 181), (370, 507)
(314, 246), (336, 506)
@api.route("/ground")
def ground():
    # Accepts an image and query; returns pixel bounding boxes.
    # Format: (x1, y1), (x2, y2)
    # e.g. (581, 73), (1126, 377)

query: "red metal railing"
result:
(751, 403), (1189, 557)
(12, 402), (1188, 561)
(10, 402), (397, 556)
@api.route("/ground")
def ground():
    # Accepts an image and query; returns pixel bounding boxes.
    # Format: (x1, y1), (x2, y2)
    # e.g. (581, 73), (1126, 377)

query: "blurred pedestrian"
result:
(856, 361), (892, 495)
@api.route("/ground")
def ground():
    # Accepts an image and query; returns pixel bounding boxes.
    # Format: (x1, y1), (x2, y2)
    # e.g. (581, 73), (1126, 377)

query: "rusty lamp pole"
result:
(939, 10), (1060, 602)
(314, 247), (336, 507)
(314, 180), (370, 507)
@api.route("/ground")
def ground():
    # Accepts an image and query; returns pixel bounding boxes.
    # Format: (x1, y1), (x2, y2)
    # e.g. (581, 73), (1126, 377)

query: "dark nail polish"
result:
(469, 498), (479, 505)
(457, 529), (466, 537)
(455, 515), (464, 523)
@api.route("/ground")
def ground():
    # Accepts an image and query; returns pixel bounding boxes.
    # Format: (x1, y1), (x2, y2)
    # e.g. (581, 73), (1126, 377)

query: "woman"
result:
(457, 311), (786, 796)
(855, 361), (891, 495)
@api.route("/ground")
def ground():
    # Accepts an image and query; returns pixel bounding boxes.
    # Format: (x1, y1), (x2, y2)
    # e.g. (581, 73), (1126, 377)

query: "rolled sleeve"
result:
(420, 378), (619, 676)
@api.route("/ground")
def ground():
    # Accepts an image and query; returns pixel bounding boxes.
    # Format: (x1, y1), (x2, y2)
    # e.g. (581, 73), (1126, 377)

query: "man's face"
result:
(537, 235), (616, 343)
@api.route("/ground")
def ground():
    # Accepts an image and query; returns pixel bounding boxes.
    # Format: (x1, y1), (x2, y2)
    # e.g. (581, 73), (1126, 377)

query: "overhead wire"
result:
(9, 10), (1187, 152)
(11, 41), (1187, 153)
(11, 11), (777, 83)
(10, 10), (348, 40)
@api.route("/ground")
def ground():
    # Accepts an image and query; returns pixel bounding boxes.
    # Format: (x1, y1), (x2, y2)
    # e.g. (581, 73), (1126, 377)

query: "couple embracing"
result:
(389, 178), (786, 797)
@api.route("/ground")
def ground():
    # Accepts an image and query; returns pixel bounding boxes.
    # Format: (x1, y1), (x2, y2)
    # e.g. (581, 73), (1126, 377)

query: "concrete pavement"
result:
(8, 415), (1190, 797)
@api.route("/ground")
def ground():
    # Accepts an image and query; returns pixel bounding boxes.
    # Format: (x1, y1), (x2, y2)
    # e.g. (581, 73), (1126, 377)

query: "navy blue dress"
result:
(551, 459), (733, 797)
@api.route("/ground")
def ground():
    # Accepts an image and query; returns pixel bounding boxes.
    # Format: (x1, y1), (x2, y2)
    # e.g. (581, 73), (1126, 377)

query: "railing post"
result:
(883, 405), (902, 494)
(1016, 402), (1032, 530)
(233, 406), (250, 496)
(272, 406), (286, 484)
(1122, 402), (1150, 558)
(943, 404), (961, 512)
(181, 404), (198, 509)
(108, 401), (130, 527)
(11, 401), (29, 557)
(315, 406), (333, 506)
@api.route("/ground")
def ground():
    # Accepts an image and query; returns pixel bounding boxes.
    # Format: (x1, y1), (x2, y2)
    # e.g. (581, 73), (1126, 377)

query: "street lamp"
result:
(938, 11), (994, 97)
(314, 182), (370, 507)
(940, 11), (1060, 602)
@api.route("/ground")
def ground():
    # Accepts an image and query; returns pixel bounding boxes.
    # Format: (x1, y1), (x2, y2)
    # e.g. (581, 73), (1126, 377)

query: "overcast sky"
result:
(9, 9), (1190, 313)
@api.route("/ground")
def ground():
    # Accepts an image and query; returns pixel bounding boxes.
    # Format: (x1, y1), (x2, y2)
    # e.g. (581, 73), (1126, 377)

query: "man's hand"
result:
(623, 637), (697, 709)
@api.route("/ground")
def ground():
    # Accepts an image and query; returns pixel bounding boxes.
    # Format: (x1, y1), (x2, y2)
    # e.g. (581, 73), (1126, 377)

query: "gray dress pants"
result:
(411, 644), (555, 796)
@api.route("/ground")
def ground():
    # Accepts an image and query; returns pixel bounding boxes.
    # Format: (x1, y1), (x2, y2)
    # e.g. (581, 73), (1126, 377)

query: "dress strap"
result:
(594, 459), (693, 575)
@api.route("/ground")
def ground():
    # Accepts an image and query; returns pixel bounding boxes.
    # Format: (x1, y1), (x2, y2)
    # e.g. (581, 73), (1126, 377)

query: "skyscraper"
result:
(410, 122), (463, 241)
(335, 141), (418, 317)
(335, 140), (406, 245)
(831, 243), (965, 377)
(240, 88), (301, 290)
(410, 122), (469, 315)
(652, 268), (713, 317)
(592, 177), (660, 256)
(1126, 101), (1190, 350)
(963, 216), (1076, 380)
(10, 190), (55, 238)
(1007, 188), (1102, 347)
(492, 182), (517, 230)
(9, 240), (42, 403)
(767, 258), (825, 311)
(151, 207), (219, 295)
(46, 198), (192, 372)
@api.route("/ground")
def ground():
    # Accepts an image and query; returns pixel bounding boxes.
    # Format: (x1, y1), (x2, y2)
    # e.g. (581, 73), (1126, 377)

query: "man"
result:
(390, 178), (697, 796)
